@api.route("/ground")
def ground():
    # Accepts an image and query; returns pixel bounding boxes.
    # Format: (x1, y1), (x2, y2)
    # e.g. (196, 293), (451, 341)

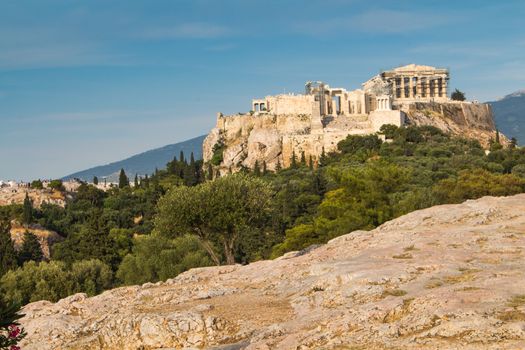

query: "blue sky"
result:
(1, 0), (524, 181)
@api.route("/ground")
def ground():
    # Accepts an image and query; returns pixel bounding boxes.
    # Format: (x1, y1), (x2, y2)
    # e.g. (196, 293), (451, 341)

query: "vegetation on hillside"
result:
(1, 126), (525, 305)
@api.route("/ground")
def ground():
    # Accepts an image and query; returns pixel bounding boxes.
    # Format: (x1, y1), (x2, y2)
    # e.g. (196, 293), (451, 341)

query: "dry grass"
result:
(456, 286), (481, 292)
(443, 268), (480, 284)
(507, 294), (525, 308)
(498, 310), (525, 321)
(393, 253), (413, 259)
(403, 245), (419, 252)
(425, 279), (444, 289)
(382, 289), (408, 298)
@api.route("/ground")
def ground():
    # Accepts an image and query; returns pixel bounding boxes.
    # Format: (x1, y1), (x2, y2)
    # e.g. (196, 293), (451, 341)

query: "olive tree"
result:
(154, 174), (274, 265)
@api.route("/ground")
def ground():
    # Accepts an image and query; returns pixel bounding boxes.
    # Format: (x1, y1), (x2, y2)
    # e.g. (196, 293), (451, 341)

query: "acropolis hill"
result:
(203, 64), (499, 173)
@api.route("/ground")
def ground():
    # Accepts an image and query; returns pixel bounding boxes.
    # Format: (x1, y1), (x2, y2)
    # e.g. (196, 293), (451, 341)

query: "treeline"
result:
(1, 126), (525, 306)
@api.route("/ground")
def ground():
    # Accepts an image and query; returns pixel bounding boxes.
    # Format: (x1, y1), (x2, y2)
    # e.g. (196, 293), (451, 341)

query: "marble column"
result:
(400, 75), (405, 99)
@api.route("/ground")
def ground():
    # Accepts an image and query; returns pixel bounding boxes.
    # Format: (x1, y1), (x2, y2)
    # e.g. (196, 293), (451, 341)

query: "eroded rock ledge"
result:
(21, 194), (525, 349)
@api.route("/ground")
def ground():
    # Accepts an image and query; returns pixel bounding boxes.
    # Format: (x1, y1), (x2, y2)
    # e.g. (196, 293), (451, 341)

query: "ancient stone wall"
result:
(204, 100), (500, 174)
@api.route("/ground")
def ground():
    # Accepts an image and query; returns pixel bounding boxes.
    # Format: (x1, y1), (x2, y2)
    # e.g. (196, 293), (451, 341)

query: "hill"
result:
(63, 135), (206, 182)
(20, 194), (525, 349)
(490, 90), (525, 145)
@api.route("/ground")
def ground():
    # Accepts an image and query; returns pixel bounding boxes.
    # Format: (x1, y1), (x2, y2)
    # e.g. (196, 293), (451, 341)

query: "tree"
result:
(93, 176), (99, 185)
(262, 161), (268, 175)
(253, 160), (261, 176)
(179, 150), (185, 163)
(300, 151), (306, 166)
(30, 179), (43, 190)
(22, 193), (33, 225)
(17, 231), (43, 265)
(275, 158), (282, 172)
(308, 155), (314, 170)
(510, 137), (518, 149)
(207, 163), (214, 181)
(155, 174), (274, 265)
(116, 235), (211, 285)
(118, 169), (129, 189)
(451, 89), (466, 101)
(48, 179), (65, 192)
(0, 222), (17, 277)
(134, 174), (139, 188)
(290, 150), (297, 169)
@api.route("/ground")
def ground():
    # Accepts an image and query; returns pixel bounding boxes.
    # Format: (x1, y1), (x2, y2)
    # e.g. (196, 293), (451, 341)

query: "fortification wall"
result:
(204, 101), (501, 174)
(266, 95), (315, 115)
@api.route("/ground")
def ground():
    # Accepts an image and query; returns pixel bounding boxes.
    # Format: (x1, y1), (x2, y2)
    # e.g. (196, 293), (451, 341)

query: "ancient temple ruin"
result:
(204, 63), (496, 174)
(251, 64), (449, 119)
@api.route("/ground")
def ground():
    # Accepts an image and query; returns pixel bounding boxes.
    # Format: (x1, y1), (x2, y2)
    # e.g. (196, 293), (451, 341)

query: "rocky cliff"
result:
(20, 194), (525, 349)
(203, 102), (500, 173)
(403, 102), (502, 147)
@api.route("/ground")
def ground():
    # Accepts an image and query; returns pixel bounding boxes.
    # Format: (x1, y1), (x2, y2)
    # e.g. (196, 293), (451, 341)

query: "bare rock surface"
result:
(20, 194), (525, 349)
(10, 222), (64, 259)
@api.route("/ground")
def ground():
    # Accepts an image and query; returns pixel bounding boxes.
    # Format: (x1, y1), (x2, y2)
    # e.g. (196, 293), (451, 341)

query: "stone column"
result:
(427, 79), (432, 98)
(443, 79), (448, 99)
(434, 79), (439, 98)
(400, 75), (405, 99)
(408, 76), (413, 99)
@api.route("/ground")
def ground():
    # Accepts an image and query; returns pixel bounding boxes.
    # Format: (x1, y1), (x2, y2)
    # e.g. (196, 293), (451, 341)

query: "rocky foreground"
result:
(20, 195), (525, 349)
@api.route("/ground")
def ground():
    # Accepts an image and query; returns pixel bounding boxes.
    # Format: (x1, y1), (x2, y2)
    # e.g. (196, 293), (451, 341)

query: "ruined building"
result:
(203, 64), (497, 173)
(251, 64), (449, 118)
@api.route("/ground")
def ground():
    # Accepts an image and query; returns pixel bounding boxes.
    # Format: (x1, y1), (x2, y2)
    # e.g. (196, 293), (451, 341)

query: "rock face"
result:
(20, 194), (525, 349)
(0, 188), (67, 208)
(403, 101), (504, 147)
(10, 223), (64, 259)
(203, 102), (500, 174)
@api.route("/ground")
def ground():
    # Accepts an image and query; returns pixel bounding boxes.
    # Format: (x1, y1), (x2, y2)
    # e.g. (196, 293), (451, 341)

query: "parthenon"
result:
(251, 64), (450, 117)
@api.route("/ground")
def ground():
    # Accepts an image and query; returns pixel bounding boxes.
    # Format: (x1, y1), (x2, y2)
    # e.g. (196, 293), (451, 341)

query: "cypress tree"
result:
(309, 155), (314, 170)
(179, 150), (185, 163)
(254, 160), (261, 176)
(262, 161), (268, 175)
(93, 176), (99, 185)
(0, 221), (17, 276)
(300, 151), (306, 166)
(275, 158), (282, 172)
(134, 174), (139, 188)
(319, 147), (326, 166)
(17, 231), (43, 265)
(190, 152), (195, 165)
(290, 150), (297, 169)
(22, 193), (33, 225)
(207, 163), (214, 181)
(495, 129), (500, 144)
(118, 168), (129, 189)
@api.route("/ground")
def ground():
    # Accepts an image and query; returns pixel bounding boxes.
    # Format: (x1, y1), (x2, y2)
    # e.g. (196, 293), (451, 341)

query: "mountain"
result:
(63, 135), (206, 182)
(489, 90), (525, 145)
(20, 194), (525, 349)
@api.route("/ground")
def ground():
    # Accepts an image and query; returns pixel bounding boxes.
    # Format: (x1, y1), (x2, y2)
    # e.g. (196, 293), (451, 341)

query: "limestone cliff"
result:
(203, 102), (500, 173)
(20, 194), (525, 349)
(402, 101), (503, 147)
(10, 222), (63, 259)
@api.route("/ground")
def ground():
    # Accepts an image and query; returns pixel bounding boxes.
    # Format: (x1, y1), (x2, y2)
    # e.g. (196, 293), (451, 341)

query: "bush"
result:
(0, 259), (113, 305)
(116, 234), (211, 285)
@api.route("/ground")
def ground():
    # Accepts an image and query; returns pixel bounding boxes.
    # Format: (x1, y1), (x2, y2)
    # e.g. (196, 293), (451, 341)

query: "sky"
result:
(1, 0), (524, 181)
